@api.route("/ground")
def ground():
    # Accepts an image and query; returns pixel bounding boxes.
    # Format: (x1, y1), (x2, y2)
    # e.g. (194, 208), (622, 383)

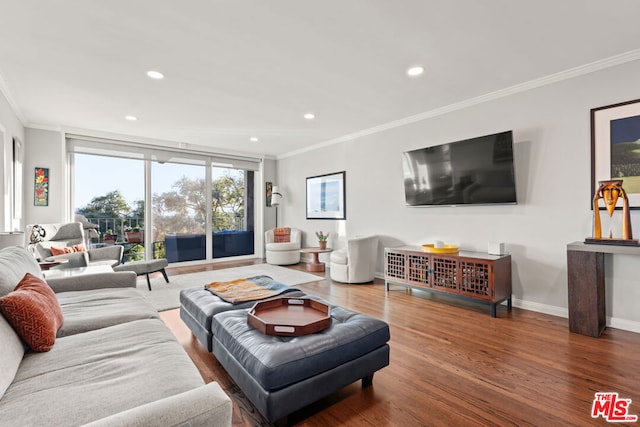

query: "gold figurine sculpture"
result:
(587, 179), (637, 244)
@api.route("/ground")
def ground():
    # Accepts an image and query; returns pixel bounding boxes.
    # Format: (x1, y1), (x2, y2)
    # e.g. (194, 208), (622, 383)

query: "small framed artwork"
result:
(592, 98), (640, 208)
(306, 171), (346, 220)
(34, 167), (49, 206)
(266, 182), (273, 207)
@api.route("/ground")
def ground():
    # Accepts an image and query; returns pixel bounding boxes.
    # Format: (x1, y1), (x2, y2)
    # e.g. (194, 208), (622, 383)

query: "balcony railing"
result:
(83, 216), (250, 262)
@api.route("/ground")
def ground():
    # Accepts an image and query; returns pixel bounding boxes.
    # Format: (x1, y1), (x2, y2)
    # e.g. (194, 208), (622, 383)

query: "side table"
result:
(566, 241), (640, 337)
(300, 247), (333, 272)
(38, 258), (69, 271)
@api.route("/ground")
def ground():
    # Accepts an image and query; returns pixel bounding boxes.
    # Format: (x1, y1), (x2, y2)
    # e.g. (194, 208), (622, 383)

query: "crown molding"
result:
(26, 122), (61, 132)
(279, 48), (640, 160)
(0, 71), (27, 125)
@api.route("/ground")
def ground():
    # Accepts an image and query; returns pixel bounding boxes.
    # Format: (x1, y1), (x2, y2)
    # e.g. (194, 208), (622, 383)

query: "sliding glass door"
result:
(70, 138), (259, 264)
(211, 167), (254, 258)
(73, 153), (146, 261)
(151, 160), (207, 263)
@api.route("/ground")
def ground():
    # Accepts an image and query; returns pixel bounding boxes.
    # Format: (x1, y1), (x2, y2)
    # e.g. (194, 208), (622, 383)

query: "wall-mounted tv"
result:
(402, 130), (517, 206)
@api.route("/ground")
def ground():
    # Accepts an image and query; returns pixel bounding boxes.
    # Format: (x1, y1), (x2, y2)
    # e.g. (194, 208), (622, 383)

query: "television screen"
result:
(402, 131), (517, 206)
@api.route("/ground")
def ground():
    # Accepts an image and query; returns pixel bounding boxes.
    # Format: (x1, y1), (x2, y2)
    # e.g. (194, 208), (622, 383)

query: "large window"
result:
(69, 136), (259, 263)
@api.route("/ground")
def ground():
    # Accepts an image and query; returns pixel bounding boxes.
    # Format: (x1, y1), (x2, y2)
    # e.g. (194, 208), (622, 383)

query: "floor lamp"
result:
(272, 186), (283, 227)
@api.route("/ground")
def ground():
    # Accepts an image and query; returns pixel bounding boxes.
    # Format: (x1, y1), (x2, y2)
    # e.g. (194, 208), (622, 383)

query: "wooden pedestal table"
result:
(300, 247), (332, 272)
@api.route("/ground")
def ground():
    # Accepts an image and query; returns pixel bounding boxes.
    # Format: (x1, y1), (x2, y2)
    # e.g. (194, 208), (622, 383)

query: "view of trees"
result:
(76, 173), (245, 241)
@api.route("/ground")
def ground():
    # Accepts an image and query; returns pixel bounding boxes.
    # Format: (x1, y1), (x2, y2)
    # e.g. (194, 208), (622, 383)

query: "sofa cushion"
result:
(56, 288), (159, 337)
(0, 315), (24, 401)
(0, 273), (64, 352)
(0, 319), (205, 426)
(0, 247), (43, 298)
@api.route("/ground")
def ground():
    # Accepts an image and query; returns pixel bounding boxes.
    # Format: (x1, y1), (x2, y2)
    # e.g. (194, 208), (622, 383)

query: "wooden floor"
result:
(159, 259), (640, 426)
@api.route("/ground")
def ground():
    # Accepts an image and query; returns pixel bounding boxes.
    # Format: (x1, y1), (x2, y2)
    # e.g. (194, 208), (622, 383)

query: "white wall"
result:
(23, 128), (67, 225)
(263, 158), (278, 231)
(277, 59), (640, 332)
(0, 89), (25, 231)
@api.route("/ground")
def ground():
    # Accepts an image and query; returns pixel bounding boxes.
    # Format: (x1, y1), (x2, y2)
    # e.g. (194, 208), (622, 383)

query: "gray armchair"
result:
(26, 222), (123, 269)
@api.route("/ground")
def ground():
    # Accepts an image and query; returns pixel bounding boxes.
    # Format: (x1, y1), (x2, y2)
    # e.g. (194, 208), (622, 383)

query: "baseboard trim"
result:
(377, 273), (640, 334)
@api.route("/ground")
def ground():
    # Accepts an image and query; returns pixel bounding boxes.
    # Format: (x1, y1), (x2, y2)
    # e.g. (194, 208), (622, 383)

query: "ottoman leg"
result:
(146, 273), (152, 291)
(362, 373), (374, 388)
(274, 415), (288, 427)
(161, 268), (170, 283)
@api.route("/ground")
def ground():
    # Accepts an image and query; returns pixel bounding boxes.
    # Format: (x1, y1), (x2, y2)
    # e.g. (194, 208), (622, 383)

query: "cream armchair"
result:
(26, 222), (123, 269)
(329, 235), (379, 284)
(265, 227), (301, 265)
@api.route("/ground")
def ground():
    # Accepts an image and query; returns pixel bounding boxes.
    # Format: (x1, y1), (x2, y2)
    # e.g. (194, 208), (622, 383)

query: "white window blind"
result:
(66, 134), (261, 170)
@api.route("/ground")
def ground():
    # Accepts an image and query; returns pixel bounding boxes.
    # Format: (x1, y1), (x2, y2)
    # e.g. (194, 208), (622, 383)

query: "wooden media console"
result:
(384, 246), (512, 317)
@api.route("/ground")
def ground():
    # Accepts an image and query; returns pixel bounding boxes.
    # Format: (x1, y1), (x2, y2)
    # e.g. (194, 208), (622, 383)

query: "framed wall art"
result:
(266, 182), (273, 207)
(592, 98), (640, 208)
(34, 167), (49, 206)
(306, 171), (346, 220)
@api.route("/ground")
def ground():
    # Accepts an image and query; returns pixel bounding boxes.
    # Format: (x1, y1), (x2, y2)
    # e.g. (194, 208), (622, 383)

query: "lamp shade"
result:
(0, 232), (25, 250)
(272, 186), (283, 207)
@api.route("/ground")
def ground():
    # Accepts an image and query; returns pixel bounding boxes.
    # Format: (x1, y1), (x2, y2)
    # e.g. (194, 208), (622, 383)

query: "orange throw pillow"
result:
(50, 244), (87, 256)
(273, 227), (291, 243)
(49, 246), (73, 256)
(72, 244), (87, 252)
(0, 273), (64, 352)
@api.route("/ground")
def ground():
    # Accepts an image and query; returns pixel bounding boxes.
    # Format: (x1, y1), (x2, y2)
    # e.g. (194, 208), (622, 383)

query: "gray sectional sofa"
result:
(0, 246), (232, 427)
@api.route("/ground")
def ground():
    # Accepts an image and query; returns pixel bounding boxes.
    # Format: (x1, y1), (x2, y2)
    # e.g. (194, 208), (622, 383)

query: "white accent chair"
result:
(329, 235), (379, 284)
(265, 228), (301, 265)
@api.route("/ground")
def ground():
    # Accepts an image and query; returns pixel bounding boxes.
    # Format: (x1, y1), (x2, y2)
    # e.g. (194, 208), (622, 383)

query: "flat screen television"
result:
(402, 130), (517, 206)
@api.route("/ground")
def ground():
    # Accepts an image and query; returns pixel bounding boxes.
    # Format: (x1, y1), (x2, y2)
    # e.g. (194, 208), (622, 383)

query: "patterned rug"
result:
(204, 275), (295, 303)
(136, 264), (321, 311)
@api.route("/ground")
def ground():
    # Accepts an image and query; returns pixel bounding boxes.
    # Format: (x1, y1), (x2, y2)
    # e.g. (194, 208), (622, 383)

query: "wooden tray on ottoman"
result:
(247, 297), (331, 336)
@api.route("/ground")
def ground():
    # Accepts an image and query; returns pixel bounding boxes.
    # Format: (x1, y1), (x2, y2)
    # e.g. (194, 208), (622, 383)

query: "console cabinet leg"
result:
(567, 250), (605, 337)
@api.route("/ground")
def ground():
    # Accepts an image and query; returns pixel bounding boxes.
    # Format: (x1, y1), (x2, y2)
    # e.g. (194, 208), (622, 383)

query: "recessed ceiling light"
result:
(407, 66), (425, 77)
(146, 70), (164, 79)
(125, 115), (138, 121)
(303, 113), (315, 120)
(250, 137), (259, 142)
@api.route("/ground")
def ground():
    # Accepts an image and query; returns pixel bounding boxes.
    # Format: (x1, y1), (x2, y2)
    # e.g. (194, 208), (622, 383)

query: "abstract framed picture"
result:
(306, 171), (346, 220)
(592, 98), (640, 208)
(34, 167), (49, 206)
(266, 182), (273, 207)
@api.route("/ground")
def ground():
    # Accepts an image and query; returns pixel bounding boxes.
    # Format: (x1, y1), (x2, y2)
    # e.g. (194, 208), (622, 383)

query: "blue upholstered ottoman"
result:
(211, 298), (390, 425)
(179, 286), (304, 351)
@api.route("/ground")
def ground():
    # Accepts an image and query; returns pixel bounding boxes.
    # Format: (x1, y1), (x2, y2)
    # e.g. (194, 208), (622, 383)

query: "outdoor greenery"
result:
(76, 172), (246, 260)
(152, 174), (245, 239)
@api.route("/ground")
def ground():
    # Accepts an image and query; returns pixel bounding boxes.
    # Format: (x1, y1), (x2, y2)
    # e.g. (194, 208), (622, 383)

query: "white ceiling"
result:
(2, 1), (640, 158)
